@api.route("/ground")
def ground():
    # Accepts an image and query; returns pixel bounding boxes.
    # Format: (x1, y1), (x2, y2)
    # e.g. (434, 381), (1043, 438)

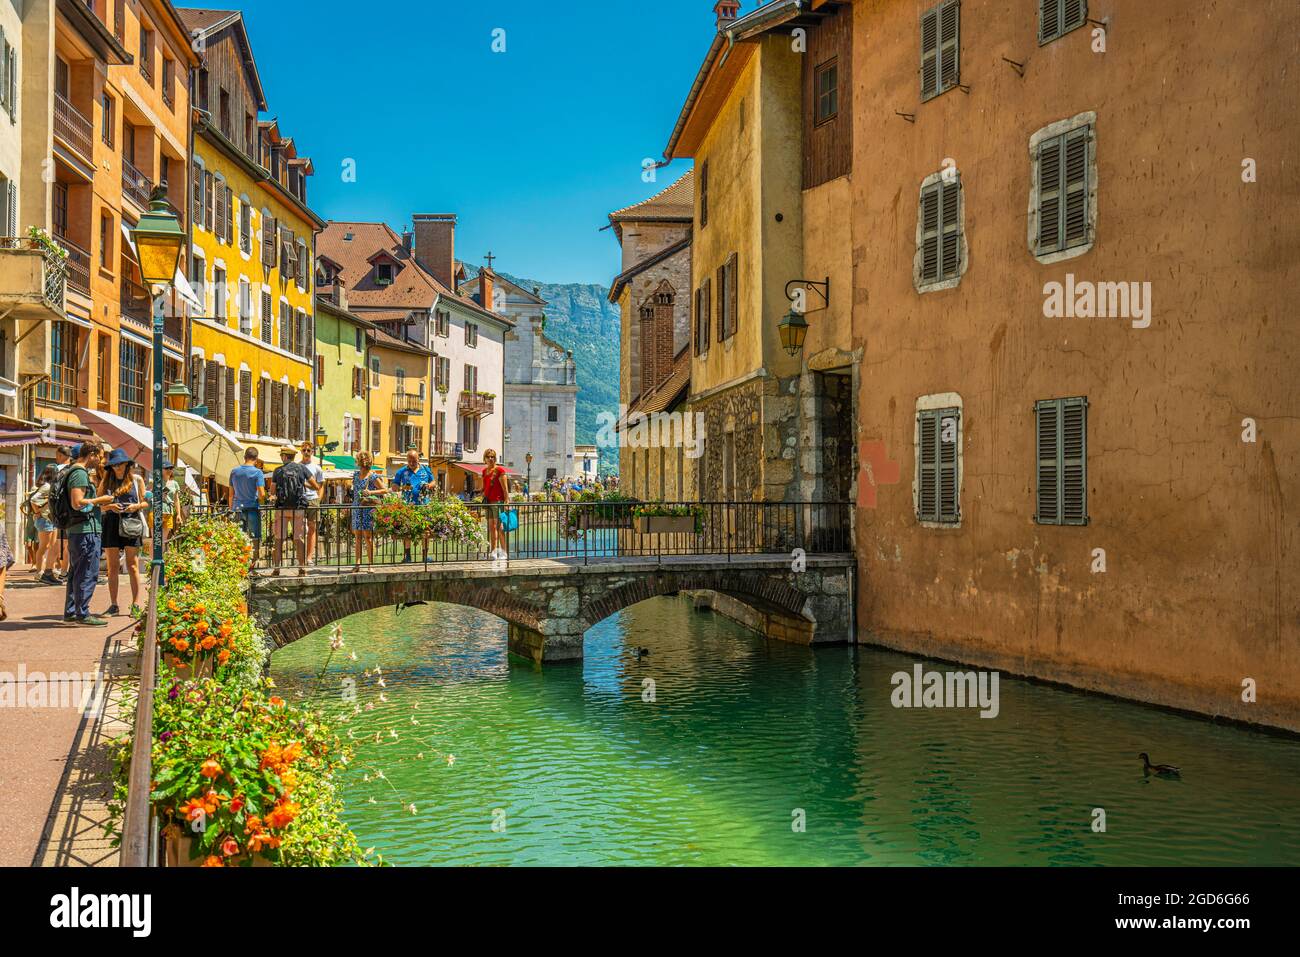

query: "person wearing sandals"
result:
(350, 451), (386, 571)
(481, 449), (510, 560)
(100, 448), (147, 617)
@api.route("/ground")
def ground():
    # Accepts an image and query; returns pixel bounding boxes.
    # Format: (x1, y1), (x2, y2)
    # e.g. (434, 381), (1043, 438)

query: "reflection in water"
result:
(271, 597), (1300, 866)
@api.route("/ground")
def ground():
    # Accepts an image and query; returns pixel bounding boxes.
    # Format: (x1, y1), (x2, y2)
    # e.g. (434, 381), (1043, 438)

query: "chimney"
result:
(412, 214), (456, 290)
(401, 227), (413, 255)
(333, 277), (348, 311)
(479, 268), (495, 313)
(714, 1), (740, 29)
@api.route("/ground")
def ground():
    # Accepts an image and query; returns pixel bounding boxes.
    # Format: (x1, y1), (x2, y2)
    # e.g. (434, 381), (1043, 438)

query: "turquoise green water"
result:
(270, 597), (1300, 866)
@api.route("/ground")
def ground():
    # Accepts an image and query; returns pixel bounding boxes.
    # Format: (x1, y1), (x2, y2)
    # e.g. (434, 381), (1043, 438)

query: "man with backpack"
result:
(54, 443), (116, 626)
(267, 446), (308, 577)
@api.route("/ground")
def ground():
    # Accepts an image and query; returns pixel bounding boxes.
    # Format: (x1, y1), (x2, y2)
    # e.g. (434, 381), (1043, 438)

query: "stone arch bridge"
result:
(250, 555), (855, 663)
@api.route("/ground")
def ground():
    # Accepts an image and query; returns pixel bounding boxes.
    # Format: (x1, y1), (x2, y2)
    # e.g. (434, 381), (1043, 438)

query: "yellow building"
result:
(365, 329), (431, 474)
(179, 9), (321, 458)
(662, 0), (856, 503)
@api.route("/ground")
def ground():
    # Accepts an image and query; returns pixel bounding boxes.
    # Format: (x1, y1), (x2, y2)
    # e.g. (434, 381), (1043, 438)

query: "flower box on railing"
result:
(580, 511), (633, 530)
(634, 514), (697, 535)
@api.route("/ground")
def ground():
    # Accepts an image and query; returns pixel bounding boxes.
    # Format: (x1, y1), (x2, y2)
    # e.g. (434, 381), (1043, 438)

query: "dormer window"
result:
(376, 262), (393, 286)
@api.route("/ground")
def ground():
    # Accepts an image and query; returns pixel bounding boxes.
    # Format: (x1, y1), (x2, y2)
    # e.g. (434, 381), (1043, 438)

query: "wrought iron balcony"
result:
(458, 391), (495, 417)
(122, 158), (152, 209)
(392, 391), (425, 415)
(53, 91), (93, 162)
(429, 439), (463, 461)
(53, 235), (90, 297)
(0, 237), (67, 319)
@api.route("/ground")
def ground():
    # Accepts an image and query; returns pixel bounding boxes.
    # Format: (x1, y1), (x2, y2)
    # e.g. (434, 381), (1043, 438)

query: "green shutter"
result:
(1037, 135), (1063, 252)
(917, 408), (960, 523)
(920, 7), (939, 99)
(1041, 0), (1088, 44)
(917, 410), (938, 521)
(1035, 397), (1087, 524)
(940, 179), (961, 277)
(920, 183), (941, 281)
(1062, 126), (1090, 248)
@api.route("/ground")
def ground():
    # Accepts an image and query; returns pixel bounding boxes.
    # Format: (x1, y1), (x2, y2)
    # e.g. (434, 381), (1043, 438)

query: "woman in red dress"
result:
(482, 449), (510, 559)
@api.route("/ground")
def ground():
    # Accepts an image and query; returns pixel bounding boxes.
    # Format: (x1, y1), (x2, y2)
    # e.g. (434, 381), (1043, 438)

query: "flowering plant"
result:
(374, 494), (485, 547)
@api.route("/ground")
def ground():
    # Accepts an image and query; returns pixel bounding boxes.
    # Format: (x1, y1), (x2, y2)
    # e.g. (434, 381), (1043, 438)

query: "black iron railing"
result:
(192, 501), (852, 571)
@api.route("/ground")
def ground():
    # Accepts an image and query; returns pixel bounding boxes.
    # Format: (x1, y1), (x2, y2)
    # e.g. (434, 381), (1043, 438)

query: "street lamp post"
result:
(131, 185), (186, 578)
(525, 452), (533, 496)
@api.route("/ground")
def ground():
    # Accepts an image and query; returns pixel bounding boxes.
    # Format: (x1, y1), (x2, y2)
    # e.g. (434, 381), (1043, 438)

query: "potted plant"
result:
(632, 504), (704, 535)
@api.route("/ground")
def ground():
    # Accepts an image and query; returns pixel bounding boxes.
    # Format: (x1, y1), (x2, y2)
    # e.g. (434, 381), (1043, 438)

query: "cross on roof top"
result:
(484, 251), (496, 269)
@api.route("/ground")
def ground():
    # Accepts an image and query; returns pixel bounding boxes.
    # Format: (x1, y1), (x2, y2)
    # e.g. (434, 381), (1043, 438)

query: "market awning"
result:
(0, 423), (94, 448)
(322, 454), (357, 470)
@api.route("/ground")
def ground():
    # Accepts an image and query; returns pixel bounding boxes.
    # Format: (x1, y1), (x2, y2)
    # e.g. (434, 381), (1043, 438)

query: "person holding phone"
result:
(350, 451), (387, 571)
(482, 448), (510, 560)
(99, 449), (147, 617)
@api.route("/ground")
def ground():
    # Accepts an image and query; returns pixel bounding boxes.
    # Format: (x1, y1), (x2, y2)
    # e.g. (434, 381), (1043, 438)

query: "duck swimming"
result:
(1139, 752), (1181, 777)
(395, 600), (429, 615)
(631, 647), (651, 659)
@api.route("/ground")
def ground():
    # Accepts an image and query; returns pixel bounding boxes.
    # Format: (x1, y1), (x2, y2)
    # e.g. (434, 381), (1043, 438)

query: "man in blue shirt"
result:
(391, 448), (432, 562)
(228, 447), (266, 567)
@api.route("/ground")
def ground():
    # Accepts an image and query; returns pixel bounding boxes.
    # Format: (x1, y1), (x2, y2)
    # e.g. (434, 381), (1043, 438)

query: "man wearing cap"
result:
(298, 441), (325, 563)
(228, 448), (265, 566)
(267, 446), (309, 576)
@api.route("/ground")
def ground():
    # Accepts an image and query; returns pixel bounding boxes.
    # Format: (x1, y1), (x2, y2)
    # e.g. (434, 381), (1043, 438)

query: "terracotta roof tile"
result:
(623, 347), (691, 425)
(608, 170), (694, 237)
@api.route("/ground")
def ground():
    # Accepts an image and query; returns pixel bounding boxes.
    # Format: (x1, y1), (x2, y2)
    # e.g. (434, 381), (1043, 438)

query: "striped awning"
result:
(0, 425), (93, 448)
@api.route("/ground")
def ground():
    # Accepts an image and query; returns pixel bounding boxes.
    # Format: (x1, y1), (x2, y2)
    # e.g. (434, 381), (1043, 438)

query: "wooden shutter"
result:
(204, 363), (220, 421)
(261, 292), (272, 342)
(262, 215), (276, 266)
(693, 288), (701, 355)
(224, 366), (236, 431)
(921, 2), (959, 100)
(920, 183), (940, 282)
(203, 172), (212, 231)
(257, 376), (269, 434)
(191, 162), (203, 224)
(702, 276), (711, 348)
(238, 369), (252, 433)
(917, 408), (959, 523)
(1040, 0), (1087, 44)
(271, 380), (285, 437)
(278, 301), (289, 351)
(189, 355), (206, 404)
(225, 186), (234, 245)
(716, 263), (726, 342)
(1036, 397), (1088, 524)
(727, 253), (738, 338)
(1038, 127), (1090, 254)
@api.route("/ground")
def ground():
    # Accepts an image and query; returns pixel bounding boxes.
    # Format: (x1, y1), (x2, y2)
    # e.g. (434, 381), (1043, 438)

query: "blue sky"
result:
(194, 0), (714, 285)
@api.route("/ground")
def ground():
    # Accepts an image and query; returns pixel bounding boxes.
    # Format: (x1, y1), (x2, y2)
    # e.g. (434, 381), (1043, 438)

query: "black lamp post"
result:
(525, 452), (533, 496)
(130, 185), (186, 577)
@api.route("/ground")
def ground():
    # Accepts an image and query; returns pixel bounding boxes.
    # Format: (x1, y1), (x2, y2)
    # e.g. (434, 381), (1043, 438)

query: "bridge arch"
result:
(251, 559), (854, 663)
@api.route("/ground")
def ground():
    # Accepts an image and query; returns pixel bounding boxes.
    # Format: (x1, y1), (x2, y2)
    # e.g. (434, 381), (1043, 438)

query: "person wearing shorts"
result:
(268, 446), (308, 576)
(228, 447), (266, 567)
(298, 441), (325, 564)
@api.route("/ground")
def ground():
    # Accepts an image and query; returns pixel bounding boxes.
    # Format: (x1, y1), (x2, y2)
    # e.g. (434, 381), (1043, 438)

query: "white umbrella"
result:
(72, 407), (158, 462)
(164, 409), (245, 481)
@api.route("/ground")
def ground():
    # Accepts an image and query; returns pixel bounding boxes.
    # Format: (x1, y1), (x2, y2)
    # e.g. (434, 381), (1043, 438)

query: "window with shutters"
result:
(191, 160), (204, 225)
(370, 356), (381, 388)
(270, 380), (286, 437)
(260, 291), (273, 343)
(915, 171), (965, 290)
(261, 214), (276, 266)
(920, 1), (960, 102)
(238, 278), (251, 335)
(915, 401), (961, 525)
(694, 278), (712, 356)
(224, 366), (236, 432)
(188, 355), (206, 407)
(1029, 115), (1096, 261)
(239, 369), (252, 433)
(256, 376), (269, 435)
(465, 322), (478, 347)
(370, 419), (381, 455)
(213, 266), (227, 319)
(239, 200), (251, 253)
(1035, 396), (1087, 525)
(716, 253), (738, 341)
(203, 171), (213, 232)
(435, 309), (450, 337)
(203, 362), (220, 422)
(1039, 0), (1087, 45)
(279, 301), (290, 351)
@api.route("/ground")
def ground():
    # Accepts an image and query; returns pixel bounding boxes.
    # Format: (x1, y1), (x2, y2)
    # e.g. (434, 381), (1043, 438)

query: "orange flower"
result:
(220, 836), (240, 857)
(201, 855), (224, 867)
(243, 815), (264, 834)
(217, 649), (231, 665)
(178, 799), (205, 822)
(246, 831), (281, 852)
(265, 798), (300, 829)
(199, 635), (218, 651)
(195, 620), (209, 635)
(237, 602), (249, 615)
(170, 637), (190, 653)
(219, 620), (234, 637)
(199, 759), (222, 779)
(229, 794), (245, 814)
(269, 696), (284, 707)
(192, 604), (206, 615)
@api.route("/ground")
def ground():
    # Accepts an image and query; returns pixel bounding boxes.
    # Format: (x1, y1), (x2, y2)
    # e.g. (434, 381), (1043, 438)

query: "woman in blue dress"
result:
(351, 451), (387, 572)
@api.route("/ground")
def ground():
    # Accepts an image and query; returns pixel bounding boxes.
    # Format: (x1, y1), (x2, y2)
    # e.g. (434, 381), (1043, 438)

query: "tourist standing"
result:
(298, 441), (325, 564)
(60, 444), (114, 626)
(99, 449), (147, 617)
(391, 448), (432, 563)
(53, 445), (72, 578)
(350, 451), (387, 572)
(228, 448), (266, 567)
(482, 448), (510, 559)
(268, 446), (308, 576)
(25, 465), (60, 584)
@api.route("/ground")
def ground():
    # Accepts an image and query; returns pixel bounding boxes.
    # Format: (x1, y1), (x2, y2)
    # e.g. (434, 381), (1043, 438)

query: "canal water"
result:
(270, 597), (1300, 866)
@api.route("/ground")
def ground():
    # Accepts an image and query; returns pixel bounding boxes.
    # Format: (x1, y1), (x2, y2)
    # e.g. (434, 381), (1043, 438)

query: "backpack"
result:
(274, 463), (307, 508)
(51, 466), (85, 531)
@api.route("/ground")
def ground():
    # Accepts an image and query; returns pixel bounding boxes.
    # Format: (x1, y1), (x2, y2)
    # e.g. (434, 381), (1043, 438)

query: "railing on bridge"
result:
(193, 501), (853, 572)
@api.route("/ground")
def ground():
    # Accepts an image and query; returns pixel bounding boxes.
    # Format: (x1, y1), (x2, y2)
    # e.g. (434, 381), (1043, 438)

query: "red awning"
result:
(0, 425), (93, 448)
(456, 462), (515, 476)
